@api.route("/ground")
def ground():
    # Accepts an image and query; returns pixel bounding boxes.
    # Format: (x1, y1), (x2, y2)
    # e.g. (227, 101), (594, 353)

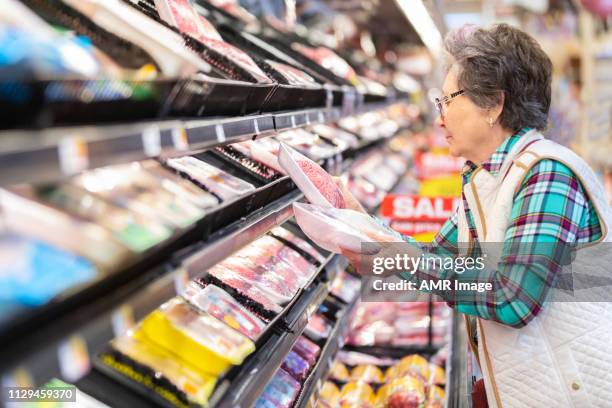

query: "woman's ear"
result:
(489, 91), (505, 125)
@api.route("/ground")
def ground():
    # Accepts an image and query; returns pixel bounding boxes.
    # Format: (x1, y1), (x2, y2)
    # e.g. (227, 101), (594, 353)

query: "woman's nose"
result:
(435, 114), (445, 128)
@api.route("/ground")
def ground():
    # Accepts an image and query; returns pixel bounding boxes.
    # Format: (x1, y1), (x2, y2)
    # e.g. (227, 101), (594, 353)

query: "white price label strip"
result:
(58, 335), (90, 382)
(58, 137), (88, 176)
(172, 128), (188, 151)
(318, 111), (325, 123)
(111, 305), (135, 337)
(142, 125), (161, 157)
(306, 114), (311, 125)
(254, 119), (260, 135)
(291, 115), (297, 128)
(215, 124), (226, 143)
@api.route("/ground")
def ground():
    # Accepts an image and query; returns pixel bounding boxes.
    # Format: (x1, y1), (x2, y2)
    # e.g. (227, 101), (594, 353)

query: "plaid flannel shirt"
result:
(397, 128), (602, 328)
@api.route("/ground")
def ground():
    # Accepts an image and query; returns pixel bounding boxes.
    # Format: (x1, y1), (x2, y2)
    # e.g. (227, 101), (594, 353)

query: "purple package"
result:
(255, 368), (300, 408)
(282, 351), (310, 382)
(292, 336), (320, 367)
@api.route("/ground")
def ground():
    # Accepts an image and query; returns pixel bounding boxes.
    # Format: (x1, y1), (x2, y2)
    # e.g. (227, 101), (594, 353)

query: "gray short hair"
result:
(443, 23), (552, 131)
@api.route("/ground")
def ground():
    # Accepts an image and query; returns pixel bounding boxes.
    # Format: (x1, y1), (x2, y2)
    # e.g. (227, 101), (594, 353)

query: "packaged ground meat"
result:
(292, 202), (398, 254)
(278, 143), (345, 208)
(269, 226), (327, 264)
(291, 43), (359, 85)
(274, 246), (317, 286)
(350, 365), (384, 383)
(292, 336), (321, 368)
(255, 368), (301, 408)
(232, 139), (284, 174)
(182, 284), (266, 341)
(135, 298), (255, 376)
(165, 156), (255, 201)
(281, 351), (310, 382)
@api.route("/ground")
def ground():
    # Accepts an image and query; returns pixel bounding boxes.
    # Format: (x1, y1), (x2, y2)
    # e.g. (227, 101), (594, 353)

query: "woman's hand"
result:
(334, 177), (367, 214)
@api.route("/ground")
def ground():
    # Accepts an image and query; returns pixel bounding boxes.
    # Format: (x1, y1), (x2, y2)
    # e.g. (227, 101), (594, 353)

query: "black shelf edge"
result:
(0, 102), (391, 186)
(209, 256), (337, 408)
(0, 190), (303, 386)
(294, 293), (360, 408)
(446, 312), (469, 408)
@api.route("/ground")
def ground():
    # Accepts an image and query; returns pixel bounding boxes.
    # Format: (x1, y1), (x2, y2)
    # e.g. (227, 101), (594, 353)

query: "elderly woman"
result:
(339, 24), (612, 407)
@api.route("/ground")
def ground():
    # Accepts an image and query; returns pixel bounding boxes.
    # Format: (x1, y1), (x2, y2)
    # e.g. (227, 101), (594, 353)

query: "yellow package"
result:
(340, 381), (376, 408)
(393, 354), (431, 381)
(330, 361), (350, 381)
(350, 365), (384, 383)
(426, 385), (446, 408)
(430, 363), (446, 385)
(418, 174), (462, 198)
(136, 297), (255, 376)
(318, 381), (341, 407)
(106, 334), (215, 407)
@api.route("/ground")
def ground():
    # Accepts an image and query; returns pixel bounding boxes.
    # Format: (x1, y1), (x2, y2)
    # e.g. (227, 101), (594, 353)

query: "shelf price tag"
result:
(291, 115), (297, 128)
(172, 128), (188, 151)
(305, 114), (311, 126)
(325, 88), (333, 109)
(58, 137), (88, 176)
(58, 335), (90, 382)
(253, 119), (260, 135)
(174, 268), (189, 295)
(215, 124), (226, 143)
(318, 111), (325, 124)
(112, 305), (135, 338)
(142, 125), (162, 157)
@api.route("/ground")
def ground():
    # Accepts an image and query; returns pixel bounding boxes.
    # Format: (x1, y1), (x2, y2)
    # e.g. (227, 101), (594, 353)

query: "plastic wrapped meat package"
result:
(215, 146), (281, 181)
(277, 130), (340, 161)
(38, 183), (172, 253)
(310, 124), (360, 149)
(182, 283), (266, 340)
(427, 385), (446, 408)
(377, 376), (426, 408)
(387, 355), (431, 383)
(290, 43), (358, 85)
(59, 0), (212, 77)
(204, 266), (282, 317)
(292, 336), (321, 368)
(106, 334), (216, 406)
(329, 361), (350, 381)
(350, 364), (384, 383)
(304, 313), (332, 341)
(255, 368), (300, 408)
(71, 164), (205, 229)
(264, 60), (320, 88)
(0, 233), (97, 307)
(292, 202), (398, 254)
(330, 269), (361, 303)
(281, 350), (310, 381)
(138, 160), (220, 210)
(339, 381), (376, 408)
(206, 0), (258, 25)
(165, 156), (255, 201)
(135, 297), (255, 376)
(348, 177), (385, 209)
(269, 226), (326, 264)
(278, 142), (347, 209)
(274, 245), (318, 286)
(232, 138), (284, 174)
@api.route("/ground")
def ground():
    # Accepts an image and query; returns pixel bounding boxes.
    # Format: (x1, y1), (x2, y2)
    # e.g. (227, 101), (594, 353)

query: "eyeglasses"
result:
(433, 89), (465, 119)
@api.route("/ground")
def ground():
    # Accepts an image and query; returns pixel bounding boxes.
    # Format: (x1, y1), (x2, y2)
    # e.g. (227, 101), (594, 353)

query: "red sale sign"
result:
(380, 195), (459, 236)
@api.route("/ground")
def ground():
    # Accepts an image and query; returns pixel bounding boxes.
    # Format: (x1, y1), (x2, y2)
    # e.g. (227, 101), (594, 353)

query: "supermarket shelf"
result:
(208, 255), (340, 408)
(294, 293), (360, 408)
(0, 102), (389, 186)
(0, 189), (303, 386)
